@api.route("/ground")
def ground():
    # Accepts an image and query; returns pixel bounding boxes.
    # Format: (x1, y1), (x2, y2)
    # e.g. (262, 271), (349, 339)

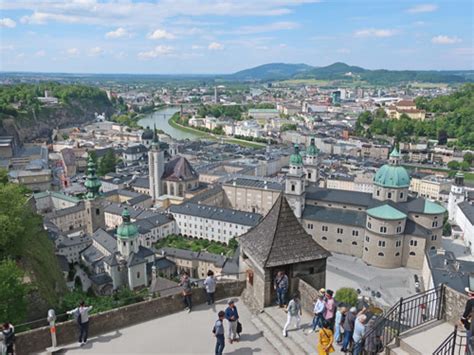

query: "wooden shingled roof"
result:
(239, 194), (330, 268)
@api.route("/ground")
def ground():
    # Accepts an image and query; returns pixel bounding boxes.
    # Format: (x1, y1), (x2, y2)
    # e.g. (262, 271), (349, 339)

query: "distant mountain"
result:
(228, 62), (473, 84)
(229, 63), (313, 81)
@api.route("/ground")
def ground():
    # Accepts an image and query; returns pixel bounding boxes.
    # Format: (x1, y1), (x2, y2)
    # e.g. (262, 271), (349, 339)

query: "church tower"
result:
(304, 137), (319, 184)
(285, 144), (306, 219)
(84, 155), (105, 234)
(148, 125), (164, 204)
(117, 208), (139, 257)
(448, 172), (465, 221)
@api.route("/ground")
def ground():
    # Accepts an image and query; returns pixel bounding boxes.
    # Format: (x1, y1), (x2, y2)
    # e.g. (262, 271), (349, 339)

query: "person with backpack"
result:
(1, 323), (15, 355)
(204, 270), (217, 305)
(67, 301), (93, 345)
(283, 294), (302, 337)
(179, 272), (193, 313)
(212, 311), (225, 355)
(317, 320), (335, 354)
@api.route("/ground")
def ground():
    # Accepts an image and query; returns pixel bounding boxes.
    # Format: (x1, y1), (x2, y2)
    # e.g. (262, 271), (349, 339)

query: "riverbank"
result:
(168, 114), (266, 149)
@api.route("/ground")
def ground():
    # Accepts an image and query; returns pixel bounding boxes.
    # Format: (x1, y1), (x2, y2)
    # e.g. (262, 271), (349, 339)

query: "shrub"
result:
(335, 287), (358, 307)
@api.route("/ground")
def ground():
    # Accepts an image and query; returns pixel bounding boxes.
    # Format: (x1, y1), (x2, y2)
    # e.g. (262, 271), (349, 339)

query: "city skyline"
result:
(0, 0), (473, 74)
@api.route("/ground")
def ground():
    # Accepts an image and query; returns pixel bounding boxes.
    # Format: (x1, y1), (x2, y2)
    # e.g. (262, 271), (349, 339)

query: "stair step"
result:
(399, 321), (454, 355)
(261, 308), (315, 355)
(250, 316), (292, 355)
(389, 346), (411, 355)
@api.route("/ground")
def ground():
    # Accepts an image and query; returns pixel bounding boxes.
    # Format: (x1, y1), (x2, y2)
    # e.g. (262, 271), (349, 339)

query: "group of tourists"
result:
(179, 269), (217, 313)
(274, 271), (382, 355)
(212, 299), (242, 355)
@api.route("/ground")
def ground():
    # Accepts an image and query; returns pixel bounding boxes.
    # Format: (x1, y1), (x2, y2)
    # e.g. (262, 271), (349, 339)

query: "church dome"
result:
(374, 148), (410, 188)
(142, 126), (154, 140)
(117, 208), (138, 239)
(306, 138), (319, 157)
(290, 144), (303, 166)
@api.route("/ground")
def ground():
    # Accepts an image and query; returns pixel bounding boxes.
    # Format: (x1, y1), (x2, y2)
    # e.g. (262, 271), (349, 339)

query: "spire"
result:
(84, 154), (101, 199)
(389, 147), (401, 165)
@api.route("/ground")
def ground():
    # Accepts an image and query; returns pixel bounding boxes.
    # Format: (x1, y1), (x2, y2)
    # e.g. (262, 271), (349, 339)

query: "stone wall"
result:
(15, 280), (245, 355)
(444, 285), (468, 325)
(296, 275), (322, 314)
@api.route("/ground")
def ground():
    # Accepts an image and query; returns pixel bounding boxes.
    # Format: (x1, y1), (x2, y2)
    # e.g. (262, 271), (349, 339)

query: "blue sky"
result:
(0, 0), (472, 74)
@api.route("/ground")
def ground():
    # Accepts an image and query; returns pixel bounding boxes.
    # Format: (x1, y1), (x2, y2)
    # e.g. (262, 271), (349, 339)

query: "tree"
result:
(0, 259), (27, 324)
(0, 168), (8, 185)
(443, 221), (452, 237)
(447, 161), (460, 170)
(98, 149), (117, 176)
(335, 287), (358, 307)
(463, 152), (473, 166)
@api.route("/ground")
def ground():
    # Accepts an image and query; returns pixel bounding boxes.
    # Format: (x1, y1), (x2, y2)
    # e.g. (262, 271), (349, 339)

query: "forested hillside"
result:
(355, 84), (474, 149)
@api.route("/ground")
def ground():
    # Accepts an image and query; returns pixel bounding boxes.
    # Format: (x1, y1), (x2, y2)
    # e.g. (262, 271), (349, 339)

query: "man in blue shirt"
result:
(274, 271), (289, 307)
(213, 311), (225, 355)
(225, 299), (239, 344)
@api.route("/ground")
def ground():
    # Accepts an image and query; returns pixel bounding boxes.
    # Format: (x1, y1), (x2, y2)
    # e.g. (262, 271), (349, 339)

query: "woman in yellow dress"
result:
(317, 320), (335, 354)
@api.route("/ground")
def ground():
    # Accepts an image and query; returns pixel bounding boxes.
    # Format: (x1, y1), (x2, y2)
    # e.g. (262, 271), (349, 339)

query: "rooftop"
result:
(367, 204), (407, 220)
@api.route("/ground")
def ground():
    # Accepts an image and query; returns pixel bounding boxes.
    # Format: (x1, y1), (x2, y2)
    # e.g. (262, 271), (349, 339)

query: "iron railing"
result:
(433, 325), (470, 355)
(358, 285), (444, 353)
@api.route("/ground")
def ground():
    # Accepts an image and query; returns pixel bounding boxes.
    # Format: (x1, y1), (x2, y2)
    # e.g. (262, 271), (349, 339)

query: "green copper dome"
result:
(117, 208), (138, 239)
(306, 138), (319, 157)
(290, 144), (303, 166)
(84, 155), (101, 199)
(374, 164), (410, 188)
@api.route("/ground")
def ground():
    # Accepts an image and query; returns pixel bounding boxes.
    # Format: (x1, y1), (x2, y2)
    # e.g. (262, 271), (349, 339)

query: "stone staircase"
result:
(251, 305), (344, 355)
(388, 320), (456, 355)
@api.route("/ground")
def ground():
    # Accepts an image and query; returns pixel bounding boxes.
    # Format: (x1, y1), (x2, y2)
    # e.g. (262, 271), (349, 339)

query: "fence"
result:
(433, 325), (471, 355)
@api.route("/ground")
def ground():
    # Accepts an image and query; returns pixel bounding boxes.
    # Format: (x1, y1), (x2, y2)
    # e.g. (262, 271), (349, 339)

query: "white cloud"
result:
(431, 35), (462, 45)
(138, 45), (174, 59)
(105, 27), (129, 39)
(35, 50), (46, 57)
(354, 28), (398, 38)
(0, 17), (16, 28)
(148, 29), (175, 40)
(234, 21), (299, 34)
(407, 4), (438, 14)
(89, 46), (104, 56)
(208, 42), (224, 50)
(66, 48), (80, 56)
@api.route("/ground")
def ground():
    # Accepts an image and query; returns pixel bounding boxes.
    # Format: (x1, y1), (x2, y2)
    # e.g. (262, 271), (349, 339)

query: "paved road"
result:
(48, 298), (275, 355)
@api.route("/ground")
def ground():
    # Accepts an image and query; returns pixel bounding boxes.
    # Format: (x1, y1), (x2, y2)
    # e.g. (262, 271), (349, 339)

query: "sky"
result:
(0, 0), (473, 74)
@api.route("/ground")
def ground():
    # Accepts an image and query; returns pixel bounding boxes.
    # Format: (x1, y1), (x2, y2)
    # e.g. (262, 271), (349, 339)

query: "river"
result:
(138, 106), (201, 140)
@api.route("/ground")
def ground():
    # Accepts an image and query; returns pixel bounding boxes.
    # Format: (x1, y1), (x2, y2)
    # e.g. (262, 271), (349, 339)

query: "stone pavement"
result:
(45, 298), (275, 355)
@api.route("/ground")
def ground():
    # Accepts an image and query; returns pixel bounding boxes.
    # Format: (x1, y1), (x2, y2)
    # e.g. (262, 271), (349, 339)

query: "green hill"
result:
(230, 63), (313, 81)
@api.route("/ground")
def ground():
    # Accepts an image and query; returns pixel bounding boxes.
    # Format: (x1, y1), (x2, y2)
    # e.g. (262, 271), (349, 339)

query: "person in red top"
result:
(324, 289), (336, 330)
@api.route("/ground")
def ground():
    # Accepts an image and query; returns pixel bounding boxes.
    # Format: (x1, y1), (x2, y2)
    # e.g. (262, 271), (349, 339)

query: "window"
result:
(400, 192), (404, 199)
(410, 240), (418, 247)
(337, 228), (343, 234)
(307, 223), (314, 230)
(431, 235), (437, 241)
(378, 252), (384, 257)
(395, 252), (400, 256)
(322, 236), (327, 241)
(432, 221), (439, 228)
(337, 239), (342, 243)
(291, 184), (295, 192)
(308, 173), (311, 179)
(409, 251), (416, 256)
(378, 241), (386, 247)
(396, 226), (402, 233)
(367, 222), (372, 229)
(380, 226), (387, 233)
(137, 272), (140, 278)
(322, 226), (328, 232)
(388, 192), (392, 199)
(364, 247), (368, 252)
(366, 236), (370, 242)
(352, 241), (358, 246)
(352, 230), (359, 236)
(396, 240), (401, 247)
(96, 208), (100, 215)
(376, 190), (380, 196)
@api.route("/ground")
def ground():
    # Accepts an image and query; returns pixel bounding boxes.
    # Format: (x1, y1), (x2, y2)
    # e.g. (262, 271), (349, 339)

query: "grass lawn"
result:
(155, 234), (237, 257)
(224, 137), (265, 148)
(464, 172), (474, 183)
(168, 116), (213, 138)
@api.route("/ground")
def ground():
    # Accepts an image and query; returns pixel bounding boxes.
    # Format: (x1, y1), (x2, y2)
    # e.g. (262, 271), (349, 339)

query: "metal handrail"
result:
(433, 325), (470, 355)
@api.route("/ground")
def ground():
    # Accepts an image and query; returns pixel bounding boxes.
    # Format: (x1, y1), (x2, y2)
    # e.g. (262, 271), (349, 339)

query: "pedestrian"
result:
(213, 311), (226, 355)
(180, 272), (193, 313)
(67, 300), (93, 346)
(461, 286), (474, 346)
(363, 319), (381, 355)
(274, 271), (289, 308)
(1, 322), (15, 355)
(352, 314), (367, 355)
(283, 294), (302, 337)
(317, 320), (335, 354)
(204, 270), (217, 305)
(334, 306), (347, 345)
(307, 293), (325, 333)
(324, 290), (336, 329)
(341, 306), (357, 352)
(225, 300), (239, 344)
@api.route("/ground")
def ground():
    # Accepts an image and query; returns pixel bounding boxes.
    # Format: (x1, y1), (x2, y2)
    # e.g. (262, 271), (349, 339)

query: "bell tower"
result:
(285, 144), (306, 218)
(84, 155), (105, 234)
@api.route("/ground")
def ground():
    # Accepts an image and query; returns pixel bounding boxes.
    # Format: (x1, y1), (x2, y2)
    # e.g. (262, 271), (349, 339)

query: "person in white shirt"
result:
(308, 293), (325, 333)
(204, 270), (217, 305)
(67, 301), (93, 345)
(283, 294), (302, 337)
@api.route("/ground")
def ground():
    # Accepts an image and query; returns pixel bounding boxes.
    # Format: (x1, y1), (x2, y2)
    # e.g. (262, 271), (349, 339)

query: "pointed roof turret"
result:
(117, 207), (138, 240)
(306, 137), (319, 157)
(84, 155), (101, 199)
(239, 195), (330, 268)
(289, 144), (303, 166)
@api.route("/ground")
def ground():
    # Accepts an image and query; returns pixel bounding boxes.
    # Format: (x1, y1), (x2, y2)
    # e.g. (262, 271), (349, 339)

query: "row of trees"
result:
(196, 103), (276, 121)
